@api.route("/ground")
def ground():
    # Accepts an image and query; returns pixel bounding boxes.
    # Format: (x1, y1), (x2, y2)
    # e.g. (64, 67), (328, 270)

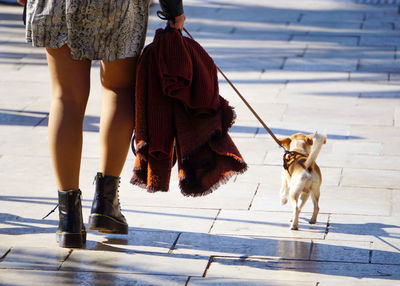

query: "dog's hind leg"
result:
(289, 192), (300, 230)
(280, 172), (289, 205)
(309, 188), (320, 224)
(289, 179), (309, 230)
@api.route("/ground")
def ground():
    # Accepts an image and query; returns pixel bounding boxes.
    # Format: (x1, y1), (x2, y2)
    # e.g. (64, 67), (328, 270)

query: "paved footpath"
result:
(1, 0), (400, 285)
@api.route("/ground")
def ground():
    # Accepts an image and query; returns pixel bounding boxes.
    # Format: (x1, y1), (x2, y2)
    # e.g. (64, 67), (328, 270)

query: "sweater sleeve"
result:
(159, 0), (184, 19)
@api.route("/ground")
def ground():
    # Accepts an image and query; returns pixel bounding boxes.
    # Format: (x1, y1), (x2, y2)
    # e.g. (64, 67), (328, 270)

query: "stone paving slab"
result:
(284, 57), (358, 72)
(318, 278), (400, 286)
(340, 168), (400, 189)
(359, 59), (400, 73)
(371, 236), (400, 265)
(360, 36), (400, 47)
(0, 246), (10, 259)
(0, 126), (50, 157)
(122, 182), (258, 210)
(350, 72), (388, 81)
(205, 257), (400, 281)
(232, 137), (278, 165)
(326, 214), (400, 243)
(300, 11), (365, 24)
(173, 232), (311, 259)
(0, 246), (70, 271)
(349, 125), (400, 142)
(331, 141), (381, 155)
(327, 153), (400, 171)
(393, 190), (400, 216)
(395, 105), (400, 127)
(310, 239), (371, 263)
(0, 269), (188, 286)
(219, 82), (284, 104)
(61, 250), (208, 276)
(389, 73), (400, 81)
(122, 207), (219, 233)
(283, 104), (394, 126)
(188, 277), (314, 286)
(0, 228), (179, 253)
(251, 184), (393, 216)
(291, 35), (359, 46)
(259, 70), (350, 82)
(210, 210), (329, 239)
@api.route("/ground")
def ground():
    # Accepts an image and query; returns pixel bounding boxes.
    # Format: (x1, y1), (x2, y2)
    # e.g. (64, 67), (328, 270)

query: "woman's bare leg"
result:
(46, 45), (91, 191)
(99, 57), (137, 177)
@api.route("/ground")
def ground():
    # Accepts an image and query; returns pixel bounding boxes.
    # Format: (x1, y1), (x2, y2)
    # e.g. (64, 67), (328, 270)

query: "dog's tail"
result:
(304, 133), (327, 169)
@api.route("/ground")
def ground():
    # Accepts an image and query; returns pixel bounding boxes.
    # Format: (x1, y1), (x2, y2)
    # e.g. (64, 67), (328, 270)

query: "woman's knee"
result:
(100, 57), (138, 91)
(46, 45), (91, 105)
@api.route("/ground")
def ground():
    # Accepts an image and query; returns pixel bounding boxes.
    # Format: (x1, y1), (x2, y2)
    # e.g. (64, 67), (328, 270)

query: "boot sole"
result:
(56, 231), (87, 248)
(88, 214), (128, 234)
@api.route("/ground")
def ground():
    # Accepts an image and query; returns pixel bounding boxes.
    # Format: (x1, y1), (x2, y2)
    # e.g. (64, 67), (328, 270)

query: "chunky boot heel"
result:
(88, 173), (128, 234)
(88, 213), (128, 234)
(57, 190), (87, 248)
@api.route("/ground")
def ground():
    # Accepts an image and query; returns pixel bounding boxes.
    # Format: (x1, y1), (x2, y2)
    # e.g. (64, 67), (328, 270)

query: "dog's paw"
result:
(281, 197), (288, 205)
(309, 218), (317, 224)
(290, 224), (299, 231)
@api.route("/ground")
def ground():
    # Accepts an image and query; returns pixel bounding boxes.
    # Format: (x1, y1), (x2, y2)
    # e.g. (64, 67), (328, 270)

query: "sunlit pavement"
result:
(1, 0), (400, 285)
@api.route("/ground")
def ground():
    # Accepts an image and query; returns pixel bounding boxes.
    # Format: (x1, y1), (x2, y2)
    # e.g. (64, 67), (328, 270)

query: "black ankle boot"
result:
(57, 190), (86, 248)
(88, 172), (128, 234)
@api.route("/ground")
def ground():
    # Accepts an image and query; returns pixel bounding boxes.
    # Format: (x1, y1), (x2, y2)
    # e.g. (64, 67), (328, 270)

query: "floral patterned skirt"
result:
(26, 0), (149, 62)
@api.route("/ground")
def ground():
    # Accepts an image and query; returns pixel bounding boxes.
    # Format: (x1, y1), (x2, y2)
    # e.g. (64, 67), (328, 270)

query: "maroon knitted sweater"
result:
(130, 28), (247, 196)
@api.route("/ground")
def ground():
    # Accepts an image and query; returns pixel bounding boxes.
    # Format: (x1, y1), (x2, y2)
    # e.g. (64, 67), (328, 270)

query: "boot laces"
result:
(42, 192), (83, 220)
(42, 204), (59, 219)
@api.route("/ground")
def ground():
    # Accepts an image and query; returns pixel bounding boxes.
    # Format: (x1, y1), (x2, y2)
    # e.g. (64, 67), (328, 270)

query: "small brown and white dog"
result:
(279, 132), (327, 230)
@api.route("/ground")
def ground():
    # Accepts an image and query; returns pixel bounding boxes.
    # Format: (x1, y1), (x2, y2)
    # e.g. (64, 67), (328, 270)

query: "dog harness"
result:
(283, 150), (312, 176)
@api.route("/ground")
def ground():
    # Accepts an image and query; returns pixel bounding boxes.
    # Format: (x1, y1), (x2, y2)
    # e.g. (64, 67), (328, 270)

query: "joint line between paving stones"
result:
(323, 214), (331, 239)
(248, 183), (260, 211)
(58, 249), (73, 270)
(308, 240), (314, 260)
(168, 233), (182, 254)
(338, 168), (344, 187)
(280, 57), (288, 70)
(297, 13), (304, 23)
(202, 256), (214, 278)
(184, 276), (192, 286)
(390, 189), (394, 216)
(369, 241), (373, 264)
(0, 247), (12, 261)
(277, 80), (289, 97)
(208, 209), (221, 234)
(298, 44), (309, 58)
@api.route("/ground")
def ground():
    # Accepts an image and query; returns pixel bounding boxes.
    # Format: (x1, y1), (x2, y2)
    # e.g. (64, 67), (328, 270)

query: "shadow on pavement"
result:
(0, 108), (363, 139)
(1, 211), (399, 281)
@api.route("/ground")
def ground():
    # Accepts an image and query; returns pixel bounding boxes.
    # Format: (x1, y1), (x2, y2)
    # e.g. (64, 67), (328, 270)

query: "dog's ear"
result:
(279, 137), (292, 148)
(306, 131), (317, 145)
